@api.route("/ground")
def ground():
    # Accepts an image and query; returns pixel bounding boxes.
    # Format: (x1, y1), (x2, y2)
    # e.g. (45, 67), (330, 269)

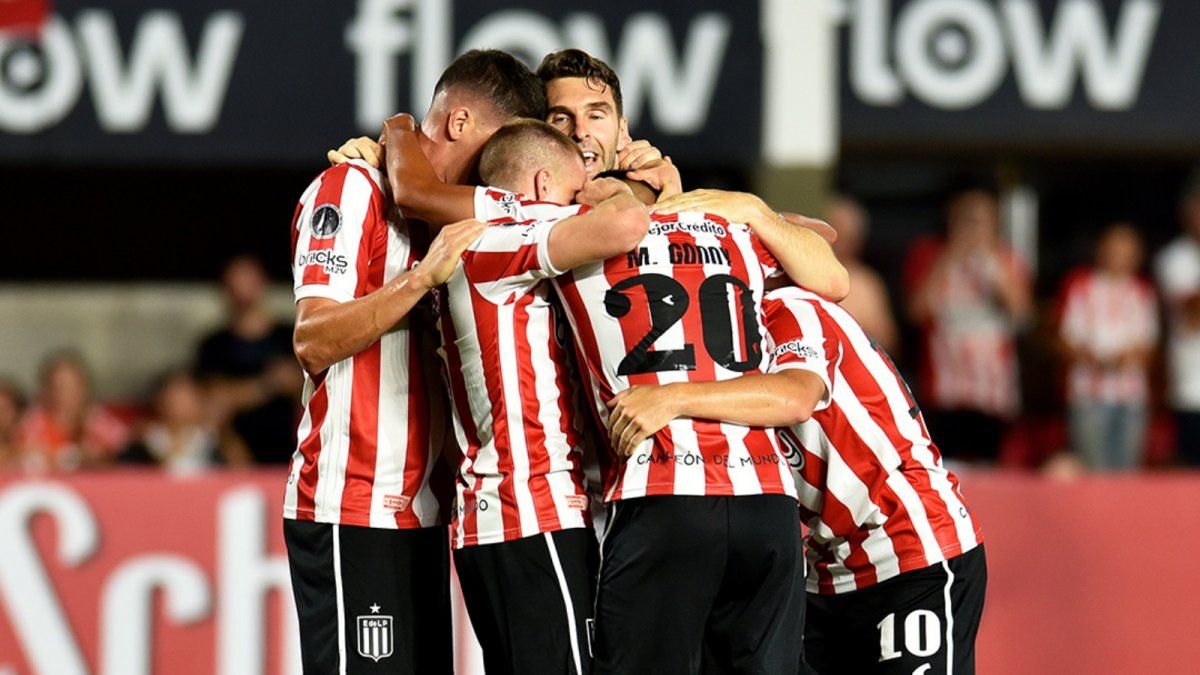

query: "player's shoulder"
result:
(302, 160), (386, 204)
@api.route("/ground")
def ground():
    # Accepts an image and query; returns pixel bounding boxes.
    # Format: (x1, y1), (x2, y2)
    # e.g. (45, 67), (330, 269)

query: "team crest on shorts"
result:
(357, 605), (394, 662)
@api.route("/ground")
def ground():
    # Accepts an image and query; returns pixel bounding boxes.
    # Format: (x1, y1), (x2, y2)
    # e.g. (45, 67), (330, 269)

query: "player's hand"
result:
(606, 385), (679, 457)
(412, 219), (487, 289)
(628, 157), (683, 202)
(616, 139), (663, 172)
(327, 137), (383, 168)
(654, 189), (770, 225)
(576, 177), (634, 206)
(780, 212), (838, 245)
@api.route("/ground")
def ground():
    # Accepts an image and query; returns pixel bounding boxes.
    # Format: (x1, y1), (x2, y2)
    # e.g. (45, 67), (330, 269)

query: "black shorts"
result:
(805, 545), (988, 675)
(282, 519), (452, 674)
(453, 528), (598, 675)
(591, 494), (805, 675)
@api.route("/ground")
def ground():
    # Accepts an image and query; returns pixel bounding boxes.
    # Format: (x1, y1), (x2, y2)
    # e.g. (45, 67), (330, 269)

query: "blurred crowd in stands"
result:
(0, 255), (302, 475)
(3, 178), (1200, 476)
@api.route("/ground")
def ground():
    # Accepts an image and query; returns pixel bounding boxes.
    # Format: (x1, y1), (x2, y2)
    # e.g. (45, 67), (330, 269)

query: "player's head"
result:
(537, 49), (628, 179)
(479, 119), (588, 204)
(422, 49), (547, 186)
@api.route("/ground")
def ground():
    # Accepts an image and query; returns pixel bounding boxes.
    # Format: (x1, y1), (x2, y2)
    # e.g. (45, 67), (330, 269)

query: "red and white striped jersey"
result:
(283, 160), (444, 530)
(435, 188), (592, 548)
(553, 212), (797, 502)
(763, 286), (983, 595)
(1058, 268), (1158, 404)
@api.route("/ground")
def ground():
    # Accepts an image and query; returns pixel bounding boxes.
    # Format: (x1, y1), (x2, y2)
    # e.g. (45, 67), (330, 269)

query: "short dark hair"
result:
(435, 49), (547, 121)
(536, 49), (623, 116)
(479, 119), (583, 191)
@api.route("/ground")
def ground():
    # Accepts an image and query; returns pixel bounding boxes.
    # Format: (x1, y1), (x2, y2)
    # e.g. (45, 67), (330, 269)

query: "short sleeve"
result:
(461, 219), (563, 304)
(293, 163), (380, 304)
(763, 291), (839, 412)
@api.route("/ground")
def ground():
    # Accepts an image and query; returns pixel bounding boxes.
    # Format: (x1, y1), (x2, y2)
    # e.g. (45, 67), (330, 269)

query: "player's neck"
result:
(416, 133), (449, 183)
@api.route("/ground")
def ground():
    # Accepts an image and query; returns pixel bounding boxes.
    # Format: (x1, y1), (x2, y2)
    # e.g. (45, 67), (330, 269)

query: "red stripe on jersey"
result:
(303, 165), (352, 286)
(462, 246), (542, 283)
(295, 384), (328, 518)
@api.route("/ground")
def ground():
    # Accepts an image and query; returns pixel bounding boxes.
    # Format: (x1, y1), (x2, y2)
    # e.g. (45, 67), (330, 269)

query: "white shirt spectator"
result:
(1155, 236), (1200, 410)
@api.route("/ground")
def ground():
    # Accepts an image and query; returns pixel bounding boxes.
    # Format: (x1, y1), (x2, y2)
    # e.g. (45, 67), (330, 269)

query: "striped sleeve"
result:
(462, 219), (563, 304)
(763, 290), (839, 411)
(293, 163), (380, 303)
(473, 186), (521, 222)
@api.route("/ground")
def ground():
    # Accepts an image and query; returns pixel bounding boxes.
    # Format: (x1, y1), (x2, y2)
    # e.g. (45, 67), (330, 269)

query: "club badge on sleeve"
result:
(311, 204), (342, 239)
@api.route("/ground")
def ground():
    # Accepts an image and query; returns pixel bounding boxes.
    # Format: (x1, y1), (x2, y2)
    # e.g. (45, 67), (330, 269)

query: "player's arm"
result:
(326, 115), (476, 227)
(544, 178), (650, 271)
(606, 371), (827, 457)
(293, 219), (486, 375)
(654, 190), (850, 301)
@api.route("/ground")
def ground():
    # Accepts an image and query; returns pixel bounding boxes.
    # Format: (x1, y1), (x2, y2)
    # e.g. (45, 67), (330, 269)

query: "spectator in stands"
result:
(828, 194), (900, 354)
(905, 188), (1033, 464)
(197, 255), (302, 464)
(1059, 223), (1158, 471)
(1155, 177), (1200, 466)
(0, 379), (25, 469)
(19, 351), (130, 471)
(121, 370), (248, 474)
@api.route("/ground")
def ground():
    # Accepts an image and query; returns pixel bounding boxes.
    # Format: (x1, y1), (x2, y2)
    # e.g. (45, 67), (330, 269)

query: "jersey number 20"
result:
(604, 273), (762, 376)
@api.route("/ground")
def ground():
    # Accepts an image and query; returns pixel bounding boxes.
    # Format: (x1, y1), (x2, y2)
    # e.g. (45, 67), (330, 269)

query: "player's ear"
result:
(617, 117), (631, 152)
(534, 169), (556, 201)
(447, 107), (471, 141)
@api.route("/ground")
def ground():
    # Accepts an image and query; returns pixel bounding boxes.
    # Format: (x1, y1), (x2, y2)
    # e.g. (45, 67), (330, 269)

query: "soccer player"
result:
(282, 50), (545, 674)
(431, 119), (652, 675)
(609, 189), (987, 674)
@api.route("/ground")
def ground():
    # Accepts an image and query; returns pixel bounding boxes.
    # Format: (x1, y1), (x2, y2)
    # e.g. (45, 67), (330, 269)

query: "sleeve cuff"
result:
(535, 219), (567, 277)
(295, 285), (354, 304)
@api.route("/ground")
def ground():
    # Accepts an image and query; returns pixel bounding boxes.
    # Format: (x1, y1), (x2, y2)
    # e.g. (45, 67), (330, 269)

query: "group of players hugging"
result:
(282, 47), (987, 675)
